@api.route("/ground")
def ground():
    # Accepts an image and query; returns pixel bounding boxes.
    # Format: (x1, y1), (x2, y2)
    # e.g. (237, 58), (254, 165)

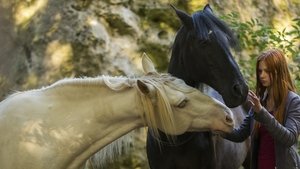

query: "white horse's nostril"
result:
(225, 115), (233, 124)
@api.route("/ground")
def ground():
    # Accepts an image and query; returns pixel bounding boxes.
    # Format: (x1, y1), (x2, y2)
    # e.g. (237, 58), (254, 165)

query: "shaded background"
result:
(0, 0), (299, 168)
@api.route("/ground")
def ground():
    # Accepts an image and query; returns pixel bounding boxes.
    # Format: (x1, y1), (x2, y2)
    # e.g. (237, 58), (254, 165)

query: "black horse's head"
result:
(168, 4), (248, 108)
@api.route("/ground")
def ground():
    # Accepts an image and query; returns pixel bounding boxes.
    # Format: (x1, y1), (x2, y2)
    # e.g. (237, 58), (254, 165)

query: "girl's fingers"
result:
(248, 91), (256, 98)
(248, 91), (259, 102)
(248, 100), (254, 106)
(247, 90), (263, 113)
(249, 90), (255, 96)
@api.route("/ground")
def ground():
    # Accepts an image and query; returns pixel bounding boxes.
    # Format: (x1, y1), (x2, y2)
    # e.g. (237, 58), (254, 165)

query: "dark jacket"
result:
(225, 91), (300, 169)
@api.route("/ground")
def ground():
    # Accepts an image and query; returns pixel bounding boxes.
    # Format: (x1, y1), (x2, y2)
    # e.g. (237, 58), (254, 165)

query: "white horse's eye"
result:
(177, 99), (188, 108)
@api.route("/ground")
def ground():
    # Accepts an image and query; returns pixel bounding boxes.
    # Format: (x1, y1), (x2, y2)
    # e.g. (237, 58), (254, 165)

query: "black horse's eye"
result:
(198, 39), (210, 46)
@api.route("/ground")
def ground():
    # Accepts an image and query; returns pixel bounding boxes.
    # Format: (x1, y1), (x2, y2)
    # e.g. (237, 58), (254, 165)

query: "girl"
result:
(224, 48), (300, 169)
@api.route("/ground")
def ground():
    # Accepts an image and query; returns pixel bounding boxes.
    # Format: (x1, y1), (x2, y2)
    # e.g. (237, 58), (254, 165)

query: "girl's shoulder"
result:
(287, 91), (300, 100)
(286, 91), (300, 108)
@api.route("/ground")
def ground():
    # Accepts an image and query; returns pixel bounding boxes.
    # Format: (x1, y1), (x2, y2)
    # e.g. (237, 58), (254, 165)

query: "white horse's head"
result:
(137, 53), (234, 136)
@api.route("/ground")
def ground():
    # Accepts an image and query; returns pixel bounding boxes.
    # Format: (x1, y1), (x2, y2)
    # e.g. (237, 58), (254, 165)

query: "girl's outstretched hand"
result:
(248, 90), (262, 113)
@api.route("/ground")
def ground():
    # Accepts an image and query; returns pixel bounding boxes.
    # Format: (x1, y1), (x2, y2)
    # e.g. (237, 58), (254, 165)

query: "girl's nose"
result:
(260, 71), (266, 78)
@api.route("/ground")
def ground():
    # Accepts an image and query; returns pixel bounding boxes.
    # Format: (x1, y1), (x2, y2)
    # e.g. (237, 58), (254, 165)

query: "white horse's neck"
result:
(50, 80), (145, 169)
(69, 88), (142, 168)
(0, 77), (145, 169)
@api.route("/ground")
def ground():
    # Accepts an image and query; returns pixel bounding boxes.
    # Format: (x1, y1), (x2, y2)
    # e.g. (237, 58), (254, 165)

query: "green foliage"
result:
(221, 13), (300, 91)
(223, 13), (300, 57)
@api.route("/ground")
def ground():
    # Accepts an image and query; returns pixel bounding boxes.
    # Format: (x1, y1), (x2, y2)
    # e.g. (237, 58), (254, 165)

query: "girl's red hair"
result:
(255, 48), (296, 124)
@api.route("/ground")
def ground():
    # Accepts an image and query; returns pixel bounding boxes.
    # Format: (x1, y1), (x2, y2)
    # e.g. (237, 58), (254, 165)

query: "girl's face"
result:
(258, 60), (271, 87)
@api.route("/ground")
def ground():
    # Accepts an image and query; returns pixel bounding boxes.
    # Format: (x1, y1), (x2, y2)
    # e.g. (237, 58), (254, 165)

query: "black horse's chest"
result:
(147, 132), (215, 169)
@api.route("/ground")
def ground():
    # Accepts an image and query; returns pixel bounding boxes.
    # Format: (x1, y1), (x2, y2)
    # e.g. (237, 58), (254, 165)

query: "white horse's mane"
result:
(6, 74), (195, 167)
(2, 75), (134, 101)
(46, 75), (136, 91)
(42, 75), (194, 139)
(47, 74), (194, 91)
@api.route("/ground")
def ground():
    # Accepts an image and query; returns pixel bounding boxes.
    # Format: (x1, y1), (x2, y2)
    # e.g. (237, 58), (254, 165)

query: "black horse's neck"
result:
(168, 28), (201, 88)
(151, 130), (198, 146)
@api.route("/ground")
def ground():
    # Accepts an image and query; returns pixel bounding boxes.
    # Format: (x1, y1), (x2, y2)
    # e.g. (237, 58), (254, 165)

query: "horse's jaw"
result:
(185, 123), (234, 134)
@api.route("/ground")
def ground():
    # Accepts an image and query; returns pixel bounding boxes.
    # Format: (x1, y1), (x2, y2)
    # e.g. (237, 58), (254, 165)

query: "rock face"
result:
(0, 0), (179, 99)
(0, 1), (179, 168)
(1, 0), (299, 97)
(0, 0), (299, 168)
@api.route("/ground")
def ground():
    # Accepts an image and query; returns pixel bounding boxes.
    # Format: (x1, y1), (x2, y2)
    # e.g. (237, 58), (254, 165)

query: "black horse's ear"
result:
(203, 4), (214, 14)
(170, 4), (193, 29)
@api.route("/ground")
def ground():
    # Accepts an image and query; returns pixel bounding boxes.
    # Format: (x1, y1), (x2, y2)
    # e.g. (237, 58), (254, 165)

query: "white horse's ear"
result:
(137, 80), (155, 95)
(142, 53), (157, 74)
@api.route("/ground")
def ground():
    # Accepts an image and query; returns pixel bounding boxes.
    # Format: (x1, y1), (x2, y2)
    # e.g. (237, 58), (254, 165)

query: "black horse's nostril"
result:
(232, 83), (243, 97)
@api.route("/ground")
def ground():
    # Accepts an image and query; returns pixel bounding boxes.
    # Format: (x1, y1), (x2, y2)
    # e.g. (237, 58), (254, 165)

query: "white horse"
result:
(0, 54), (234, 169)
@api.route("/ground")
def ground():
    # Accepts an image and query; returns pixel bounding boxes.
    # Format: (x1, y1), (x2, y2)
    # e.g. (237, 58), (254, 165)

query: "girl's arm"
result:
(254, 93), (300, 146)
(223, 113), (253, 142)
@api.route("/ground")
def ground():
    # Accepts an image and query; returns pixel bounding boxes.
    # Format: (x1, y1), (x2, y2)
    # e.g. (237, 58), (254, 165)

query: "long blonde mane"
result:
(8, 74), (192, 140)
(48, 75), (171, 131)
(47, 75), (190, 138)
(15, 74), (193, 167)
(138, 77), (175, 139)
(54, 75), (195, 136)
(44, 74), (192, 167)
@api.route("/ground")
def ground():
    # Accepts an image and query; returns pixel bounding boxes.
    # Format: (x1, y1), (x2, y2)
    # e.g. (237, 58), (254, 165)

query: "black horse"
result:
(146, 4), (250, 169)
